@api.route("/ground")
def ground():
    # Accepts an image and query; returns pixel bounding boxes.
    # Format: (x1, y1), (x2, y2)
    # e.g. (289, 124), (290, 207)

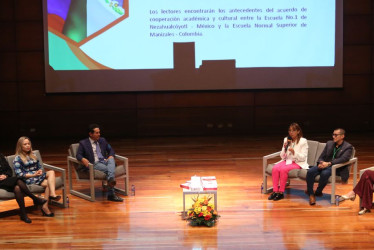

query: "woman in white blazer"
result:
(268, 123), (309, 201)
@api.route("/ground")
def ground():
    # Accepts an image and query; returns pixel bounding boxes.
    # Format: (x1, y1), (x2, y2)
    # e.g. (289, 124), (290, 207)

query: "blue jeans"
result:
(94, 158), (116, 196)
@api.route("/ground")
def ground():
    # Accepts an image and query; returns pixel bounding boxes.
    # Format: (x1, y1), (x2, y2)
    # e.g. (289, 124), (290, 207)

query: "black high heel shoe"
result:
(20, 215), (32, 223)
(49, 195), (61, 201)
(34, 197), (48, 206)
(41, 208), (54, 217)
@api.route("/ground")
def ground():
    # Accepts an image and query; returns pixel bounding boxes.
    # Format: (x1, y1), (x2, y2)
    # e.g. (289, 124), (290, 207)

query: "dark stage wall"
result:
(0, 0), (373, 138)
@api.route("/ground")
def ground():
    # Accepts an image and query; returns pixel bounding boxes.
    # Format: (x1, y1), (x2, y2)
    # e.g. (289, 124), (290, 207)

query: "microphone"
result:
(285, 136), (292, 151)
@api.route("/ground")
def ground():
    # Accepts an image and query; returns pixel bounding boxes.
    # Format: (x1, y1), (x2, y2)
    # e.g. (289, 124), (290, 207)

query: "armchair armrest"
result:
(67, 156), (94, 169)
(67, 156), (94, 181)
(331, 158), (357, 170)
(263, 151), (281, 173)
(43, 163), (66, 173)
(114, 154), (128, 162)
(331, 157), (358, 186)
(115, 154), (129, 177)
(359, 166), (374, 178)
(67, 156), (82, 165)
(263, 151), (281, 161)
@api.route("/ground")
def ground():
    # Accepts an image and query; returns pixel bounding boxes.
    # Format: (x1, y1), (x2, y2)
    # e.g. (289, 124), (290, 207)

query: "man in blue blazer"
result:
(306, 128), (353, 205)
(76, 124), (123, 202)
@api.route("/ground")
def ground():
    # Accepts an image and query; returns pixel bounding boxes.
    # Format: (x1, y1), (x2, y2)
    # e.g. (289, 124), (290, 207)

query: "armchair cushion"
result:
(0, 189), (15, 199)
(27, 184), (45, 193)
(265, 163), (275, 175)
(288, 169), (300, 178)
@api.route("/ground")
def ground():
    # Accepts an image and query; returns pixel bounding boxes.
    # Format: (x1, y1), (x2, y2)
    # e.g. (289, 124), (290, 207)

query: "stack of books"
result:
(180, 176), (217, 191)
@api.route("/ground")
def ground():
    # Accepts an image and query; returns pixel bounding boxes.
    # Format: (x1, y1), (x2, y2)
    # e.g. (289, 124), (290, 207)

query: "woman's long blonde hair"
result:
(15, 136), (36, 163)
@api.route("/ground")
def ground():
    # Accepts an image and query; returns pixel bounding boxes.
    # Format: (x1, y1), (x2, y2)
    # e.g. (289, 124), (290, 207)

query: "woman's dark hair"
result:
(289, 122), (303, 144)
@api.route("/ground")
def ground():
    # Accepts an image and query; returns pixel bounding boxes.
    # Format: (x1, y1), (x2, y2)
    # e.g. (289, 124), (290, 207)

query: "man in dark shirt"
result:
(306, 128), (353, 205)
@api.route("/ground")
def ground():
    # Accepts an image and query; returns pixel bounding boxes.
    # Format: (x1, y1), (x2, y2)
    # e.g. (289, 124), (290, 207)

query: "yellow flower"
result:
(194, 207), (202, 213)
(203, 210), (210, 216)
(202, 206), (207, 211)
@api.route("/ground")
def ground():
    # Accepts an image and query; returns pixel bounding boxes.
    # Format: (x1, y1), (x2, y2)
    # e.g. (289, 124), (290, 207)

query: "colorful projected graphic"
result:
(47, 0), (336, 72)
(44, 0), (342, 93)
(47, 0), (129, 70)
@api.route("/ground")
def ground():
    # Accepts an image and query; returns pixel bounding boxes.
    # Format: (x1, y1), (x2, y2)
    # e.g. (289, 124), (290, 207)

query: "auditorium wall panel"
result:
(15, 0), (42, 21)
(18, 110), (138, 138)
(0, 112), (20, 139)
(137, 92), (254, 108)
(373, 48), (374, 74)
(344, 15), (372, 44)
(138, 107), (253, 136)
(0, 1), (372, 138)
(372, 12), (374, 42)
(343, 0), (372, 15)
(18, 82), (138, 111)
(0, 83), (17, 111)
(0, 1), (14, 21)
(254, 76), (370, 106)
(0, 52), (17, 82)
(254, 105), (371, 134)
(343, 45), (372, 74)
(16, 52), (44, 81)
(0, 23), (16, 50)
(16, 21), (43, 50)
(342, 75), (372, 104)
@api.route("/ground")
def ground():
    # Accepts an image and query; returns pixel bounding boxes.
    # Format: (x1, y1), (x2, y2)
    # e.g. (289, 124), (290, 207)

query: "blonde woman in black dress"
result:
(0, 154), (46, 223)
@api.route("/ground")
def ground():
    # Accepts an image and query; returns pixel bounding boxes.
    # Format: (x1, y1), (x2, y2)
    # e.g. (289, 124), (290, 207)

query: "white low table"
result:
(182, 188), (218, 219)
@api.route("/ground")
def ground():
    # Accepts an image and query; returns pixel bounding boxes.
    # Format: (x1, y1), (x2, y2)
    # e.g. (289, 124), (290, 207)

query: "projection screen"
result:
(43, 0), (343, 93)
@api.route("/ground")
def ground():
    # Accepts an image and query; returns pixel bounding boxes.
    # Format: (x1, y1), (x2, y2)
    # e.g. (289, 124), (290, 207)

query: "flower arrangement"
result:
(187, 195), (219, 227)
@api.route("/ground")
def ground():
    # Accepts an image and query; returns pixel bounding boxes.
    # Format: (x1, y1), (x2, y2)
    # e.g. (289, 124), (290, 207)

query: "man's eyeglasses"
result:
(332, 133), (341, 137)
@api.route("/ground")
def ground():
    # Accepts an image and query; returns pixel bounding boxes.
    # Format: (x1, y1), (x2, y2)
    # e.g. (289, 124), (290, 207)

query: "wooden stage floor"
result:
(0, 133), (374, 249)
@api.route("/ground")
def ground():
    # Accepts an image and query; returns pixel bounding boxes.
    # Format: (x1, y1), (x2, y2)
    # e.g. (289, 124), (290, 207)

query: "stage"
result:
(0, 134), (374, 249)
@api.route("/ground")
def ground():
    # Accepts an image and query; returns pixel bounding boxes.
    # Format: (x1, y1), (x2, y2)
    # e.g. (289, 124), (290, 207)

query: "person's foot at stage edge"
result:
(309, 194), (316, 205)
(108, 194), (123, 202)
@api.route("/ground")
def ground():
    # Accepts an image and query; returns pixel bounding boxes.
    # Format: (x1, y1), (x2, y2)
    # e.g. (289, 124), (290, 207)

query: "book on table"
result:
(180, 176), (217, 191)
